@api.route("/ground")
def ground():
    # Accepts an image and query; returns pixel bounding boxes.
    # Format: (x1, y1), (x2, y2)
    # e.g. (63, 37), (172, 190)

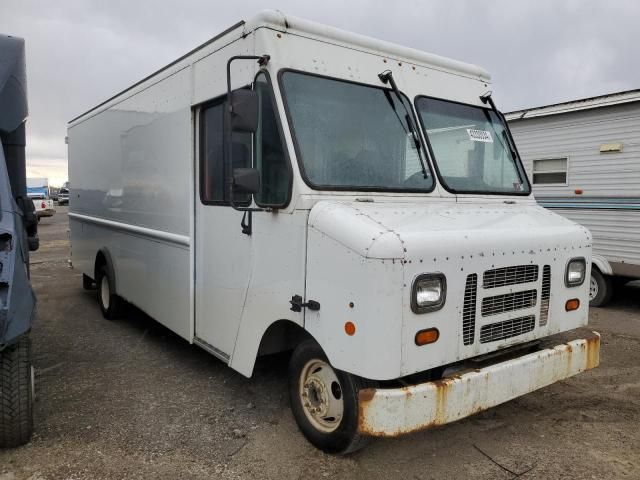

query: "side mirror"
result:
(232, 168), (260, 195)
(230, 89), (259, 133)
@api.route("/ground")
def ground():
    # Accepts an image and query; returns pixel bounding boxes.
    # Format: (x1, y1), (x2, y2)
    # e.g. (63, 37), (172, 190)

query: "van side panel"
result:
(68, 66), (193, 340)
(70, 220), (191, 339)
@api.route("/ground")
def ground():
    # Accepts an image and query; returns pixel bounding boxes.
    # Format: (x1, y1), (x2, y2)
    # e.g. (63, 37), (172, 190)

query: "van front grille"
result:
(539, 265), (551, 326)
(480, 315), (536, 343)
(481, 289), (537, 317)
(462, 274), (478, 346)
(483, 265), (539, 289)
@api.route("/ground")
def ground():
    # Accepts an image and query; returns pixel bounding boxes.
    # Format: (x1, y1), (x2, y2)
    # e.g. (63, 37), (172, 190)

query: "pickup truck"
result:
(32, 197), (55, 220)
(57, 187), (69, 205)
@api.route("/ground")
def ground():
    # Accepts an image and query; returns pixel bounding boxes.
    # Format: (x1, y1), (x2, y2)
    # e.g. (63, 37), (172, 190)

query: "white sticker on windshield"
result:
(467, 129), (493, 143)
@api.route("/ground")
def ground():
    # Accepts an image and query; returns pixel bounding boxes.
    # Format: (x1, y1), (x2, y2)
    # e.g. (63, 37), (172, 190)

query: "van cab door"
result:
(194, 72), (300, 366)
(194, 96), (253, 360)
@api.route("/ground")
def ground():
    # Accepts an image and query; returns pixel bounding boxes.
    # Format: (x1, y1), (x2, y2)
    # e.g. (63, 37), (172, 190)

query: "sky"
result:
(2, 0), (639, 186)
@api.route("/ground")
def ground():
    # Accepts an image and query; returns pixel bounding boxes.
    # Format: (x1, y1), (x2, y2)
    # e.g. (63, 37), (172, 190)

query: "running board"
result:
(193, 336), (230, 363)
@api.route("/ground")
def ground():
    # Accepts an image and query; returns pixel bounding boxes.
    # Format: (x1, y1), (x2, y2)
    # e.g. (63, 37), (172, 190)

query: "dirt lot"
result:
(1, 206), (639, 479)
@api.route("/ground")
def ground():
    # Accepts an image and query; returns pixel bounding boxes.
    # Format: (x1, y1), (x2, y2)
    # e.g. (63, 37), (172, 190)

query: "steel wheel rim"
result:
(299, 359), (344, 433)
(589, 276), (598, 301)
(101, 277), (110, 309)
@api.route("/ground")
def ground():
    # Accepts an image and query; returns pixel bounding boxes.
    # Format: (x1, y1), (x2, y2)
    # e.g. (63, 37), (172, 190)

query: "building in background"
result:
(506, 89), (640, 307)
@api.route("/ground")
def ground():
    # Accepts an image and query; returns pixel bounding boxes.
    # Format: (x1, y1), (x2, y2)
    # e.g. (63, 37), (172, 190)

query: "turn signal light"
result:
(415, 328), (439, 346)
(565, 299), (580, 311)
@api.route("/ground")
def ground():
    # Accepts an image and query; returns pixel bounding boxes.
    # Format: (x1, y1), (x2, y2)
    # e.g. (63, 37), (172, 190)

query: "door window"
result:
(254, 73), (291, 207)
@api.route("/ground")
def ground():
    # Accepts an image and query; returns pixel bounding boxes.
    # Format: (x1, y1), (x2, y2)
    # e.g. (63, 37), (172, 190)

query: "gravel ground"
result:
(1, 206), (639, 479)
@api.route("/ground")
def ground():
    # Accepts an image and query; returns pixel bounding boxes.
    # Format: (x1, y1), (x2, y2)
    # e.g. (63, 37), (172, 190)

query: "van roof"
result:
(246, 10), (490, 80)
(69, 11), (490, 124)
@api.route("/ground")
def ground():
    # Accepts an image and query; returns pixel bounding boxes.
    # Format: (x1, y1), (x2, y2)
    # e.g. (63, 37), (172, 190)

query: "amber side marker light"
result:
(566, 299), (580, 311)
(415, 328), (439, 346)
(344, 321), (356, 336)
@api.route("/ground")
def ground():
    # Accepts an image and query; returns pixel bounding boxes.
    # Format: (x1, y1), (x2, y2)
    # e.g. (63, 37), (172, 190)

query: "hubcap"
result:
(589, 276), (598, 301)
(299, 359), (344, 433)
(100, 276), (110, 309)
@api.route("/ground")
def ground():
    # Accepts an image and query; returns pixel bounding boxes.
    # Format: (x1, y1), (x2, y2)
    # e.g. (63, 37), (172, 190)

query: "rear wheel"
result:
(96, 265), (124, 319)
(589, 269), (613, 307)
(0, 337), (34, 448)
(288, 340), (376, 454)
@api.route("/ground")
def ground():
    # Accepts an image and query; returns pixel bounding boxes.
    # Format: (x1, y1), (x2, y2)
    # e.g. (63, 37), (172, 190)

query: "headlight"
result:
(411, 273), (446, 313)
(565, 258), (586, 287)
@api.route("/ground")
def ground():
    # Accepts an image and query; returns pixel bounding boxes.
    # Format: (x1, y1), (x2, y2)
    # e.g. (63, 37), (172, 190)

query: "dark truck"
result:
(0, 34), (39, 448)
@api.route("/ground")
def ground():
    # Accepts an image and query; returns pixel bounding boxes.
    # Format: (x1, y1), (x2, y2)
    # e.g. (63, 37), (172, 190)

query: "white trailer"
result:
(68, 11), (599, 453)
(506, 90), (640, 307)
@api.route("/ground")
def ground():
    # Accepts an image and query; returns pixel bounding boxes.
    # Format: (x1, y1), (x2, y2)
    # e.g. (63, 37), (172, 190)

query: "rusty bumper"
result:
(358, 332), (600, 436)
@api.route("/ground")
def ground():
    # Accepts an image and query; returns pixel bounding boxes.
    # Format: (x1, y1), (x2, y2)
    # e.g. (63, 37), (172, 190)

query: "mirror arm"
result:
(226, 55), (271, 117)
(225, 54), (272, 220)
(241, 211), (252, 236)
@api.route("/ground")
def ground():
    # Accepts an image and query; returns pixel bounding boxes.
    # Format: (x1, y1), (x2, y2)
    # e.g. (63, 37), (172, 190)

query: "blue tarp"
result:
(27, 186), (47, 197)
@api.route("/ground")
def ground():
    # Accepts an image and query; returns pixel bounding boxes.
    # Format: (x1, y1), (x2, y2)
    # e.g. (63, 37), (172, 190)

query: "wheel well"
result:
(257, 320), (312, 357)
(591, 256), (613, 276)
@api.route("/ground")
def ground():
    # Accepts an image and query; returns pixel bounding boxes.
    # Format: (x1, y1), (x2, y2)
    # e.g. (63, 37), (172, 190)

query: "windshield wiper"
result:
(383, 90), (410, 136)
(480, 92), (518, 160)
(378, 70), (429, 179)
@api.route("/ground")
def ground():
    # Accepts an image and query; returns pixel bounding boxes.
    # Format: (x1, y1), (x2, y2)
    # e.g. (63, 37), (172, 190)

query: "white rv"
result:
(68, 11), (599, 453)
(506, 90), (640, 307)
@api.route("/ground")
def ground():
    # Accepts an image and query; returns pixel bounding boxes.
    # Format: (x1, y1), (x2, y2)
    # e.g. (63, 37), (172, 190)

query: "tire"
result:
(82, 274), (95, 290)
(96, 265), (124, 319)
(0, 337), (34, 448)
(589, 269), (613, 307)
(288, 339), (376, 454)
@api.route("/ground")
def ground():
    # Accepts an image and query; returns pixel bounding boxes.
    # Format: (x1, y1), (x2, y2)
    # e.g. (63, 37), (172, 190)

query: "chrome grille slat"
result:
(480, 315), (536, 343)
(462, 274), (477, 346)
(539, 265), (551, 326)
(483, 265), (539, 289)
(481, 289), (537, 317)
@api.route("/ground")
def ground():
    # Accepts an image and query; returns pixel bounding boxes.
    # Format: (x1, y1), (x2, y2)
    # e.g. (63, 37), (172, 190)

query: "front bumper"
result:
(358, 332), (600, 436)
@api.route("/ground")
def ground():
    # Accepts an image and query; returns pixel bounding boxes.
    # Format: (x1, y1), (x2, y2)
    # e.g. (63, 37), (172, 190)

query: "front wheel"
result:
(0, 337), (34, 448)
(288, 340), (376, 454)
(589, 269), (613, 307)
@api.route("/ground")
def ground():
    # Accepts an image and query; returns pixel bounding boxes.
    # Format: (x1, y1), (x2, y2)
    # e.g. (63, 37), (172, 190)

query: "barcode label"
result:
(467, 129), (493, 143)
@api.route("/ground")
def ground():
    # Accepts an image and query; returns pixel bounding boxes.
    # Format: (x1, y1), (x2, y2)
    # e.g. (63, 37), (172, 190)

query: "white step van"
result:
(68, 11), (599, 453)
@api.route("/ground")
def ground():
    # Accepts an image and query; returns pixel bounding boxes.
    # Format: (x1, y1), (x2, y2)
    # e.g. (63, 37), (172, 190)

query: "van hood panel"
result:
(308, 201), (592, 260)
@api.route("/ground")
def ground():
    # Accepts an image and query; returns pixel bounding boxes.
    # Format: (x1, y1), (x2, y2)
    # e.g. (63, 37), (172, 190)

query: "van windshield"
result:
(280, 71), (434, 192)
(415, 97), (530, 195)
